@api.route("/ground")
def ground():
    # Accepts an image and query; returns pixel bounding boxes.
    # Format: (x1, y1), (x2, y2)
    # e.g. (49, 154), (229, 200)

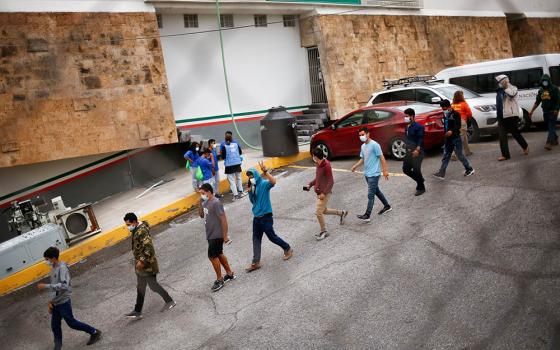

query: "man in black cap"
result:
(433, 100), (475, 180)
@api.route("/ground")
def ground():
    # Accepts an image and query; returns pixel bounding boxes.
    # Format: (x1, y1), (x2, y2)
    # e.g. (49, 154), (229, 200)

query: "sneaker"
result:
(224, 273), (238, 283)
(160, 300), (176, 312)
(238, 192), (248, 198)
(211, 279), (225, 292)
(87, 330), (102, 346)
(340, 210), (348, 224)
(415, 189), (426, 196)
(316, 231), (329, 241)
(283, 248), (293, 260)
(464, 169), (475, 177)
(523, 147), (529, 155)
(125, 311), (143, 320)
(245, 262), (262, 272)
(357, 214), (371, 222)
(432, 172), (445, 180)
(545, 143), (553, 150)
(378, 205), (392, 215)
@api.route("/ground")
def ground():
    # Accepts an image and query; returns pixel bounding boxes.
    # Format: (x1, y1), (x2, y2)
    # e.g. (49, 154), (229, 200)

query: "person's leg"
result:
(227, 173), (239, 196)
(402, 152), (414, 179)
(549, 112), (559, 144)
(262, 216), (291, 252)
(214, 172), (221, 194)
(59, 301), (96, 335)
(252, 217), (264, 264)
(134, 274), (148, 312)
(146, 275), (173, 303)
(51, 303), (63, 349)
(373, 176), (389, 206)
(218, 254), (233, 276)
(235, 172), (243, 194)
(191, 173), (199, 192)
(365, 176), (376, 216)
(315, 195), (327, 232)
(507, 117), (528, 151)
(454, 138), (472, 171)
(438, 141), (454, 175)
(411, 151), (425, 190)
(498, 120), (510, 159)
(210, 257), (223, 280)
(461, 120), (472, 155)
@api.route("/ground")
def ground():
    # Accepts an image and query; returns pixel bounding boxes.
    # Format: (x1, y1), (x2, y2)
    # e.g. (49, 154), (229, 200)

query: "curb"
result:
(0, 151), (310, 296)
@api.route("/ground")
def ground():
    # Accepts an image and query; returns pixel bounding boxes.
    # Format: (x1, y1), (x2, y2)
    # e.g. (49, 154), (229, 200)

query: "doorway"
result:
(307, 47), (328, 103)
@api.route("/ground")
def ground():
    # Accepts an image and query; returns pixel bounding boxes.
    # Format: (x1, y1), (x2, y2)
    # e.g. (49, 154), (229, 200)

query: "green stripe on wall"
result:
(175, 105), (310, 124)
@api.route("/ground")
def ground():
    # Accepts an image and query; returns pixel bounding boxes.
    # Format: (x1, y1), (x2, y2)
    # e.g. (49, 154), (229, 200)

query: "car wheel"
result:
(467, 119), (480, 143)
(518, 110), (532, 132)
(314, 142), (332, 160)
(389, 137), (407, 161)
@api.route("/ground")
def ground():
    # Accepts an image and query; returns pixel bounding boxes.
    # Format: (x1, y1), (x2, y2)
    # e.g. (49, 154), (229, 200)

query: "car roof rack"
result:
(382, 75), (444, 89)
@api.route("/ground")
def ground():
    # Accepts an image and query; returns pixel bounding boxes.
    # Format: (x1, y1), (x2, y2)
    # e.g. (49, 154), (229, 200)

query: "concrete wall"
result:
(0, 11), (177, 168)
(507, 18), (560, 57)
(308, 15), (513, 119)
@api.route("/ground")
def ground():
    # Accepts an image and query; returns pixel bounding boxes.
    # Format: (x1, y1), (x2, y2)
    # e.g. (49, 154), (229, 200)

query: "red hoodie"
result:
(309, 159), (334, 195)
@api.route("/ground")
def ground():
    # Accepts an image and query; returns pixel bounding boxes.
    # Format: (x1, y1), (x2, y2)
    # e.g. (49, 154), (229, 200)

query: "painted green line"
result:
(0, 151), (129, 203)
(175, 105), (310, 124)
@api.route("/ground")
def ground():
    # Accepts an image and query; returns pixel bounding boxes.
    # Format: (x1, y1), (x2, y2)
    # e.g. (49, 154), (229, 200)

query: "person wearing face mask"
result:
(37, 247), (102, 350)
(402, 108), (426, 196)
(528, 74), (560, 150)
(220, 131), (245, 200)
(350, 127), (391, 222)
(198, 148), (216, 190)
(198, 183), (236, 292)
(208, 139), (222, 197)
(305, 147), (348, 241)
(123, 213), (175, 320)
(184, 142), (201, 191)
(245, 161), (293, 272)
(495, 74), (529, 161)
(451, 90), (473, 159)
(433, 100), (475, 180)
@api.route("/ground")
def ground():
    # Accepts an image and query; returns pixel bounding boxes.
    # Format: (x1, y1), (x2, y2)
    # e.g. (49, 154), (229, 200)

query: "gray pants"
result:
(134, 274), (172, 312)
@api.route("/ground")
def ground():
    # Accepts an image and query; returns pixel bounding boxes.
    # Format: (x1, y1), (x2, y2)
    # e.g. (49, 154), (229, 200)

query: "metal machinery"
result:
(3, 197), (49, 235)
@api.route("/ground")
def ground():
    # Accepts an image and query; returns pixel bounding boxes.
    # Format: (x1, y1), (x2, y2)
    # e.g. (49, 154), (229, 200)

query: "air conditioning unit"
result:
(55, 203), (101, 244)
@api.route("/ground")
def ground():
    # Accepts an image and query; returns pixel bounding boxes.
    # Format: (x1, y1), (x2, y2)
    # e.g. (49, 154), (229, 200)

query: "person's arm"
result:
(258, 161), (276, 186)
(323, 163), (334, 194)
(135, 228), (155, 270)
(380, 154), (389, 180)
(238, 144), (243, 156)
(219, 213), (229, 242)
(308, 178), (316, 188)
(529, 91), (542, 117)
(220, 144), (227, 160)
(46, 265), (71, 305)
(463, 102), (473, 119)
(184, 151), (193, 163)
(197, 198), (204, 218)
(413, 126), (424, 157)
(351, 148), (365, 172)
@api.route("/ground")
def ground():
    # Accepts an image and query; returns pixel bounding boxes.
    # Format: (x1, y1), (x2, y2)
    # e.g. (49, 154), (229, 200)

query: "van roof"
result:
(436, 54), (560, 77)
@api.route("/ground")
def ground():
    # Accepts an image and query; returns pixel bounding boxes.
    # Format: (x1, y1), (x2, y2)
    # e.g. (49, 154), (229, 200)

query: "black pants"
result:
(134, 274), (173, 312)
(499, 117), (528, 159)
(402, 150), (425, 191)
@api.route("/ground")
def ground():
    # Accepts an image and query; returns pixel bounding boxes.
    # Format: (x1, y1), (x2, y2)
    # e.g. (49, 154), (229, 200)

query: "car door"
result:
(364, 109), (397, 153)
(331, 111), (366, 156)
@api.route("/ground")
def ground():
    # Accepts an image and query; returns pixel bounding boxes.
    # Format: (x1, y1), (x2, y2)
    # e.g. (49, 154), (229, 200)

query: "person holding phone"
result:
(305, 147), (348, 241)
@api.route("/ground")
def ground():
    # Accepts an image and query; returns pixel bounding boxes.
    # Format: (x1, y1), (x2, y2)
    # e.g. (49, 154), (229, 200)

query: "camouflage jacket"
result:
(131, 221), (159, 276)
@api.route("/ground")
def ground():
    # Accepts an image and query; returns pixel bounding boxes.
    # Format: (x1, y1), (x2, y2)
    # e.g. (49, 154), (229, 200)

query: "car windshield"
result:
(392, 104), (440, 115)
(433, 85), (480, 100)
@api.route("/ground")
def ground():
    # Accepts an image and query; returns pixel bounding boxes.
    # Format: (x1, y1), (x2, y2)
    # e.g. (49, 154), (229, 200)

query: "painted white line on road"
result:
(287, 165), (406, 177)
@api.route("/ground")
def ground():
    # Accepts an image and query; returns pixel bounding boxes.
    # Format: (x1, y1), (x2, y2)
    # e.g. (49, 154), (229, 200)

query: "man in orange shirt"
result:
(451, 91), (473, 159)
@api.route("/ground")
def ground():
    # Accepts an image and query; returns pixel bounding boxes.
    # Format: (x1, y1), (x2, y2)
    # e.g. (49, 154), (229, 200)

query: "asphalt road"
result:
(1, 130), (560, 350)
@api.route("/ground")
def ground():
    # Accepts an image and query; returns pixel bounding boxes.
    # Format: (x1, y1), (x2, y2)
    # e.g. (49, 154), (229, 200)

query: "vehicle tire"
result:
(518, 110), (532, 132)
(314, 142), (332, 160)
(389, 137), (407, 161)
(467, 119), (480, 143)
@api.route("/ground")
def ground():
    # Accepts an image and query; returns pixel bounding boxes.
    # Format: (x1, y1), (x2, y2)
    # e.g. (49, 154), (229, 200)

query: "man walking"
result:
(38, 247), (102, 350)
(402, 108), (426, 196)
(351, 127), (391, 222)
(529, 74), (560, 150)
(208, 139), (222, 197)
(495, 74), (529, 161)
(197, 148), (216, 190)
(433, 100), (475, 179)
(246, 161), (293, 272)
(305, 147), (348, 241)
(220, 131), (245, 199)
(123, 213), (175, 319)
(198, 183), (237, 292)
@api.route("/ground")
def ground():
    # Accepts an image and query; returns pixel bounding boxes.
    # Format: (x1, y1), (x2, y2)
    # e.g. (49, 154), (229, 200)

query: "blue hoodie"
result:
(247, 168), (274, 217)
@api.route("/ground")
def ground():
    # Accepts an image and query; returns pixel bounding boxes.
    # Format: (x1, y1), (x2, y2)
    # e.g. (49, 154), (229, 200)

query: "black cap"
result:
(439, 99), (451, 108)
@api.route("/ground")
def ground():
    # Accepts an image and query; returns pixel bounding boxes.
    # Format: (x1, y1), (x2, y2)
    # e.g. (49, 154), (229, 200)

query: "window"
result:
(220, 14), (234, 28)
(372, 93), (392, 104)
(365, 110), (393, 124)
(509, 68), (543, 90)
(389, 89), (415, 102)
(337, 112), (365, 128)
(450, 67), (544, 94)
(156, 14), (163, 29)
(433, 85), (479, 100)
(183, 14), (198, 28)
(415, 89), (440, 104)
(550, 66), (560, 86)
(254, 15), (267, 28)
(283, 15), (297, 27)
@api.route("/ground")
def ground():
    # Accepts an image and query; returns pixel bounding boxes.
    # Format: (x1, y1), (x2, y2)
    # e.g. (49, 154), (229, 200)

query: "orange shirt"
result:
(452, 101), (473, 122)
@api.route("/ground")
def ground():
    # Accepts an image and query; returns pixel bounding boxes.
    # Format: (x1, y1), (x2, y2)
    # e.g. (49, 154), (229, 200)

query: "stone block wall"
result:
(0, 12), (176, 168)
(507, 18), (560, 57)
(308, 15), (513, 119)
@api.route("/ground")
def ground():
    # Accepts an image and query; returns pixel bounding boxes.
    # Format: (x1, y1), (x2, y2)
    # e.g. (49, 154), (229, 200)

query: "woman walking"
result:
(451, 90), (473, 159)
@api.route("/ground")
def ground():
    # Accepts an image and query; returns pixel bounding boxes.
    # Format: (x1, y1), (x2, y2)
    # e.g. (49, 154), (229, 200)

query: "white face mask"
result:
(250, 178), (256, 185)
(404, 116), (411, 124)
(543, 81), (549, 87)
(200, 194), (208, 201)
(359, 135), (368, 143)
(45, 260), (53, 267)
(127, 225), (136, 232)
(195, 147), (200, 152)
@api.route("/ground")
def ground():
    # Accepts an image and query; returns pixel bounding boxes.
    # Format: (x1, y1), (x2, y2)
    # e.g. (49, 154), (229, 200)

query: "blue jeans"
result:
(439, 138), (472, 176)
(543, 111), (559, 145)
(51, 300), (96, 348)
(365, 176), (389, 217)
(252, 214), (290, 264)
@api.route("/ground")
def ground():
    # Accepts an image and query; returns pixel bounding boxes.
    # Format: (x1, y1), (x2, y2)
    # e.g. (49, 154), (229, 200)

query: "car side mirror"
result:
(331, 124), (337, 131)
(431, 97), (442, 103)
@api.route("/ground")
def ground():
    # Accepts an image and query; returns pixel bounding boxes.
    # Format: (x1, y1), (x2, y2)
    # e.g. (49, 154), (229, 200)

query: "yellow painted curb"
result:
(0, 151), (310, 296)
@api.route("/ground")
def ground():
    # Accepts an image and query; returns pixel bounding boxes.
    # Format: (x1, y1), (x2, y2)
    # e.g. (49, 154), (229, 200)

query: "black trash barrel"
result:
(260, 106), (299, 157)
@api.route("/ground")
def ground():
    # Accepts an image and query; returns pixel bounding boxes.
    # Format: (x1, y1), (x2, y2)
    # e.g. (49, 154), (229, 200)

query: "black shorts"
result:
(224, 164), (242, 175)
(208, 238), (224, 258)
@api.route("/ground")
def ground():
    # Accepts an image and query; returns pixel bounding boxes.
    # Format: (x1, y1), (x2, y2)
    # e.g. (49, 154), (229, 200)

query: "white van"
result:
(436, 54), (560, 130)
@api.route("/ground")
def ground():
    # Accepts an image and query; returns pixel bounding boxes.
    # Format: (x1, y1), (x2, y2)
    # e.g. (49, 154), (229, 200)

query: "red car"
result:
(310, 101), (445, 160)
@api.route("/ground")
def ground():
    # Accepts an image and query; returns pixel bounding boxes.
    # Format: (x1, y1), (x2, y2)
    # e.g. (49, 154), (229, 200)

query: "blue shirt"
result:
(360, 140), (382, 177)
(184, 150), (199, 164)
(247, 169), (274, 217)
(220, 141), (242, 167)
(405, 122), (425, 150)
(196, 157), (213, 181)
(211, 149), (219, 171)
